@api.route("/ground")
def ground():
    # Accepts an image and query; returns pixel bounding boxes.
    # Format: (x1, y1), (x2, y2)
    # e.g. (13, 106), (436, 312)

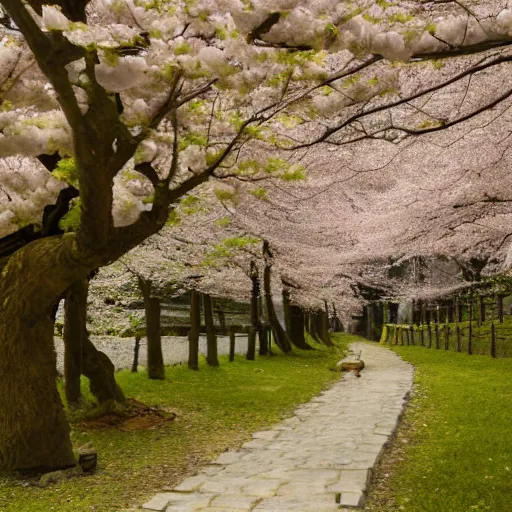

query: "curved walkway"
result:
(140, 342), (414, 512)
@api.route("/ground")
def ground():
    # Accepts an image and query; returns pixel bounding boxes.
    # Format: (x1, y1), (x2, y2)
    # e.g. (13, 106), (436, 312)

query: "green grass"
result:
(0, 334), (351, 512)
(366, 345), (512, 512)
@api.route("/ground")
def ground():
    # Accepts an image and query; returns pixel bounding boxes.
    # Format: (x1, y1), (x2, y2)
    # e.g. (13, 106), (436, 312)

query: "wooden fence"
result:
(380, 319), (512, 358)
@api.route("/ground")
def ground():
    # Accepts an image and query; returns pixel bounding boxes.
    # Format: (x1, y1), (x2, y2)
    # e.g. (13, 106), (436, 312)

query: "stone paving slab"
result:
(140, 342), (413, 511)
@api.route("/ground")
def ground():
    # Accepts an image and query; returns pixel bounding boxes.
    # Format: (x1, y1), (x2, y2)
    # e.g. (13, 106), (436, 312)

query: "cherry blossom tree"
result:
(2, 0), (512, 472)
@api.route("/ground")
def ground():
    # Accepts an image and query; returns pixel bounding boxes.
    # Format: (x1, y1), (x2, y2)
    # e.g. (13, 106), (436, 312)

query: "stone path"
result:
(140, 342), (414, 511)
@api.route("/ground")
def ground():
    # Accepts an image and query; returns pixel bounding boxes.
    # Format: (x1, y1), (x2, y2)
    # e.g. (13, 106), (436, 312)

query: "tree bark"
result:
(263, 261), (292, 353)
(229, 326), (236, 362)
(0, 237), (89, 471)
(250, 261), (265, 356)
(188, 289), (200, 371)
(63, 280), (87, 407)
(289, 306), (312, 349)
(131, 336), (141, 373)
(203, 294), (219, 367)
(82, 336), (125, 403)
(138, 277), (165, 380)
(318, 310), (333, 346)
(247, 327), (257, 361)
(309, 312), (321, 342)
(64, 279), (125, 404)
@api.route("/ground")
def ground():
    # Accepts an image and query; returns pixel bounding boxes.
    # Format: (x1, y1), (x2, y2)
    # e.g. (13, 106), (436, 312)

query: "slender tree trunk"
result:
(282, 285), (310, 349)
(132, 336), (141, 373)
(309, 312), (321, 342)
(247, 327), (257, 361)
(282, 285), (292, 337)
(188, 289), (200, 371)
(257, 295), (267, 355)
(65, 278), (125, 404)
(63, 280), (86, 407)
(263, 263), (292, 353)
(262, 241), (292, 353)
(138, 277), (165, 380)
(304, 312), (312, 335)
(250, 261), (266, 356)
(321, 310), (333, 346)
(203, 294), (219, 367)
(229, 326), (236, 362)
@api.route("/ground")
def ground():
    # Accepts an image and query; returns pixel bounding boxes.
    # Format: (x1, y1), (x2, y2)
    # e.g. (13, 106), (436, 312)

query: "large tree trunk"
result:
(203, 294), (219, 367)
(188, 289), (200, 371)
(0, 237), (89, 471)
(290, 306), (312, 349)
(63, 280), (86, 407)
(282, 286), (311, 349)
(138, 277), (165, 380)
(319, 311), (333, 346)
(0, 309), (75, 472)
(309, 312), (321, 342)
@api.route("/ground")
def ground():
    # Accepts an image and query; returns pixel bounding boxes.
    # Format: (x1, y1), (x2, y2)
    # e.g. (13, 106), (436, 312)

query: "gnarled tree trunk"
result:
(83, 335), (126, 403)
(138, 277), (165, 380)
(0, 237), (89, 471)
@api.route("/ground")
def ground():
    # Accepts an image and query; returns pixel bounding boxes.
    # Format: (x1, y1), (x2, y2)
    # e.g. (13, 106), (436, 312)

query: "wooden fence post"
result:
(444, 325), (450, 350)
(428, 323), (432, 348)
(410, 324), (415, 345)
(456, 325), (461, 352)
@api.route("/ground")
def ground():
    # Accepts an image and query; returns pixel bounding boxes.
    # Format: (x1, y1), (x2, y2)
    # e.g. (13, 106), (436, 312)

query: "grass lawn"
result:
(366, 344), (512, 512)
(0, 334), (350, 512)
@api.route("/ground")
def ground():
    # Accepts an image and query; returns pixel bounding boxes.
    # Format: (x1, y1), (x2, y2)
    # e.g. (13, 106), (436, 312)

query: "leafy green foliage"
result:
(52, 157), (79, 188)
(203, 235), (260, 266)
(58, 198), (81, 232)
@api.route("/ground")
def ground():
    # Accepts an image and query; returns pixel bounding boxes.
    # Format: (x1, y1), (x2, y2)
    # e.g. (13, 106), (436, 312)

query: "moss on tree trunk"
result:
(0, 237), (89, 471)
